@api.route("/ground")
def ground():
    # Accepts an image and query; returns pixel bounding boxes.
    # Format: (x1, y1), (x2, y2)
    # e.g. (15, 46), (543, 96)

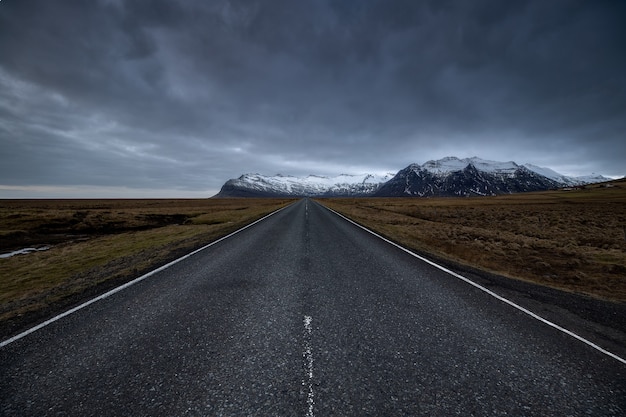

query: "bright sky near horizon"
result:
(1, 0), (625, 198)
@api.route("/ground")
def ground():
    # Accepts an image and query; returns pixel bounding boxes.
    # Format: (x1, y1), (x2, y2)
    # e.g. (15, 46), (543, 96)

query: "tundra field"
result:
(0, 198), (294, 338)
(320, 179), (626, 302)
(1, 181), (625, 338)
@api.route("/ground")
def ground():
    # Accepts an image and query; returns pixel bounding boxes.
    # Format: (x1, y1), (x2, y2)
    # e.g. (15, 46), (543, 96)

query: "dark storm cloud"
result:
(1, 0), (624, 196)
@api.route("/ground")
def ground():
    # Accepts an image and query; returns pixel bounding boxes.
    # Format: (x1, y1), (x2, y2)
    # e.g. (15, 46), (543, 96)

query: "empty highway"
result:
(1, 199), (625, 416)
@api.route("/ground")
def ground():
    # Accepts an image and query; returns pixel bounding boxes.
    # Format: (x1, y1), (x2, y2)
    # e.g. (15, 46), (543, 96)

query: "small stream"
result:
(0, 246), (52, 259)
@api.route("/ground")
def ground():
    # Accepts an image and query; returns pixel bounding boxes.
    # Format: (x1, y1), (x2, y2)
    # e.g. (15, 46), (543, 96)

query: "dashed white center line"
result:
(303, 315), (314, 417)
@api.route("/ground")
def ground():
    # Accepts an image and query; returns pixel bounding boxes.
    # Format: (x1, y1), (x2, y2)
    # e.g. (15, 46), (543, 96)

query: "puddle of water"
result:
(0, 246), (52, 259)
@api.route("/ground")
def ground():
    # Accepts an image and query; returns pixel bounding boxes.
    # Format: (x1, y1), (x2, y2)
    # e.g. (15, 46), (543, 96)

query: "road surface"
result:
(1, 199), (625, 416)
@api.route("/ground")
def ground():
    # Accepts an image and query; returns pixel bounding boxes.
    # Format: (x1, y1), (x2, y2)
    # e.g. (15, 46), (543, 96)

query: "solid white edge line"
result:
(0, 202), (294, 348)
(319, 202), (626, 366)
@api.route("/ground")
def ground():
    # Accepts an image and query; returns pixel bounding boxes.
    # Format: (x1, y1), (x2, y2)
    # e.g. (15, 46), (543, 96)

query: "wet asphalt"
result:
(1, 198), (625, 416)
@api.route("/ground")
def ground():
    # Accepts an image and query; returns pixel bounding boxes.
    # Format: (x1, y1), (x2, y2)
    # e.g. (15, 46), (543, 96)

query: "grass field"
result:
(0, 198), (293, 335)
(320, 179), (626, 302)
(2, 182), (625, 337)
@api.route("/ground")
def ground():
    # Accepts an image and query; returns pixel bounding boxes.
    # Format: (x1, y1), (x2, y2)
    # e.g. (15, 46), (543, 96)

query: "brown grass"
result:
(318, 180), (626, 301)
(0, 198), (294, 330)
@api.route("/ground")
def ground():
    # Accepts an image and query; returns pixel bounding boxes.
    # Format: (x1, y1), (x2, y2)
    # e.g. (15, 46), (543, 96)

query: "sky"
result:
(1, 0), (625, 198)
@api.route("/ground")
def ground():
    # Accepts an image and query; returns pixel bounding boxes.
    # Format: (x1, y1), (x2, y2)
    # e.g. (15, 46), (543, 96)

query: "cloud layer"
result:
(1, 0), (625, 197)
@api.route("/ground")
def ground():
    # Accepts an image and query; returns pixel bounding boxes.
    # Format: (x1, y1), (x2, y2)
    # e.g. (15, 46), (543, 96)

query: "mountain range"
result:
(213, 157), (610, 198)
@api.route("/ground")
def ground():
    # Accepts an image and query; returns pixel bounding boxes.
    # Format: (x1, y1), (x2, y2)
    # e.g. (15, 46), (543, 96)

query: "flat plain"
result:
(2, 180), (625, 340)
(0, 198), (293, 338)
(3, 199), (625, 415)
(320, 179), (626, 302)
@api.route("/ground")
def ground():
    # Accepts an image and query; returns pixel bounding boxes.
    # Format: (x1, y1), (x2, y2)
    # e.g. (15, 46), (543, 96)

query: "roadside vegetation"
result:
(320, 179), (626, 302)
(0, 198), (293, 336)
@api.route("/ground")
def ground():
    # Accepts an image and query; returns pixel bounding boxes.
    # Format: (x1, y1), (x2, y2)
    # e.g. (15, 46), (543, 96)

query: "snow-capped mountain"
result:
(375, 157), (610, 197)
(375, 157), (555, 197)
(214, 173), (394, 197)
(522, 163), (607, 186)
(214, 157), (611, 198)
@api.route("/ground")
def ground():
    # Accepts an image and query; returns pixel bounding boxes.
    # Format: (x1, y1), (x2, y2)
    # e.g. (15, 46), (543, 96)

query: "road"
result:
(1, 199), (625, 416)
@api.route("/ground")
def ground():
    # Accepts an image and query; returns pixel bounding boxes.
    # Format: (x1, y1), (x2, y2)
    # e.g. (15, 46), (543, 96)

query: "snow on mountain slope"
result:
(419, 157), (609, 185)
(422, 157), (519, 175)
(573, 174), (612, 184)
(375, 160), (562, 197)
(215, 172), (394, 197)
(523, 164), (578, 185)
(376, 157), (610, 197)
(214, 157), (610, 197)
(524, 164), (611, 186)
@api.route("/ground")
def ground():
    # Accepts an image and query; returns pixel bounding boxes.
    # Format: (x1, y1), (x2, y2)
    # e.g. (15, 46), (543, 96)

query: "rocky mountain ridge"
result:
(214, 157), (611, 198)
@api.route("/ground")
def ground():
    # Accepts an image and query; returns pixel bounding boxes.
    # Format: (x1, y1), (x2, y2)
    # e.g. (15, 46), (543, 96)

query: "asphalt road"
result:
(1, 199), (625, 416)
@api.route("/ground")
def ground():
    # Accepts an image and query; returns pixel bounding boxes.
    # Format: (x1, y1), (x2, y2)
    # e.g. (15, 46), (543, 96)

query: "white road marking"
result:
(303, 315), (314, 417)
(321, 203), (626, 366)
(0, 203), (294, 348)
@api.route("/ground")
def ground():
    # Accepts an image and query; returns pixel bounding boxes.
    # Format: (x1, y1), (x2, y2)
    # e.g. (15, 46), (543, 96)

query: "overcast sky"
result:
(1, 0), (624, 197)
